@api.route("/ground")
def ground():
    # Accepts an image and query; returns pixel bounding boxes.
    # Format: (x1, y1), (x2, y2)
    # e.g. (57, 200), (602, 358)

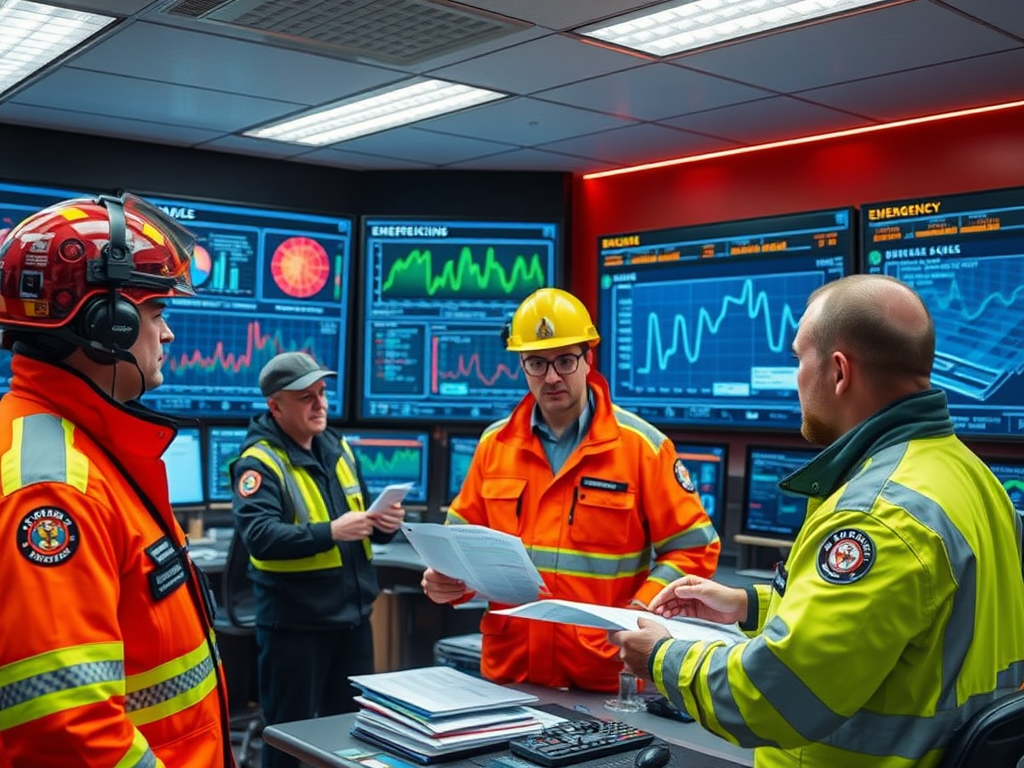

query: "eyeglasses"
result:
(520, 351), (586, 378)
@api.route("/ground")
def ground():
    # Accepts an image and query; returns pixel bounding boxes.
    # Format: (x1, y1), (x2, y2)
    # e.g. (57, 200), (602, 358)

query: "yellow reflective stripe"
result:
(113, 728), (160, 768)
(1, 416), (24, 493)
(125, 640), (217, 726)
(0, 642), (125, 730)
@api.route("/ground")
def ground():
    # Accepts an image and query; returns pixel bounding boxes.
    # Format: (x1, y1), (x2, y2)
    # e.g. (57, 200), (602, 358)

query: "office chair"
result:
(215, 529), (263, 768)
(939, 689), (1024, 768)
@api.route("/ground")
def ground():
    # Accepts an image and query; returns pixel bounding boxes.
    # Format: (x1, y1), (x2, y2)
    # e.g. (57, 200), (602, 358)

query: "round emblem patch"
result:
(673, 459), (696, 493)
(238, 469), (262, 497)
(817, 528), (875, 584)
(18, 507), (79, 566)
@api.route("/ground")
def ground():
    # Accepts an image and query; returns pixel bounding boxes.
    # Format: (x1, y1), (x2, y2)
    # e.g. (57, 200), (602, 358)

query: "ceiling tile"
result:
(535, 62), (771, 121)
(294, 148), (435, 170)
(800, 48), (1024, 121)
(678, 1), (1019, 93)
(9, 69), (300, 133)
(663, 96), (869, 144)
(0, 103), (223, 146)
(445, 147), (601, 172)
(427, 33), (643, 94)
(453, 1), (658, 31)
(539, 123), (737, 165)
(942, 0), (1024, 38)
(66, 21), (405, 106)
(321, 127), (517, 165)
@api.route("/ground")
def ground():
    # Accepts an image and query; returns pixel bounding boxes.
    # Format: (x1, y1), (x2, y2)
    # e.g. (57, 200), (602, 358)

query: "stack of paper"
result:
(348, 666), (562, 764)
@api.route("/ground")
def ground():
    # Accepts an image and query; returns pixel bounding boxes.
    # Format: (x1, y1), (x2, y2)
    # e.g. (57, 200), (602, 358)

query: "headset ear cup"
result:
(79, 294), (140, 351)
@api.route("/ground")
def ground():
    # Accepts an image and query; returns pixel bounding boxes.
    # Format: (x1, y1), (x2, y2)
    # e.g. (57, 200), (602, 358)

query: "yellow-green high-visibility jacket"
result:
(651, 389), (1024, 768)
(231, 413), (393, 629)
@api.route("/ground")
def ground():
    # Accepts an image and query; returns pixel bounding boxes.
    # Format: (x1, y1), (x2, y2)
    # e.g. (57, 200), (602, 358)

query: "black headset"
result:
(77, 194), (141, 360)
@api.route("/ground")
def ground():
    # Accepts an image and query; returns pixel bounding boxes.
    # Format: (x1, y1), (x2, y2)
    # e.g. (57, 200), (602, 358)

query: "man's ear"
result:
(832, 350), (852, 395)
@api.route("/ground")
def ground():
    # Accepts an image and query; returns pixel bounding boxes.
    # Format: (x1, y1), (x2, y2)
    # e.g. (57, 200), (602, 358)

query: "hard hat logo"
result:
(536, 317), (555, 340)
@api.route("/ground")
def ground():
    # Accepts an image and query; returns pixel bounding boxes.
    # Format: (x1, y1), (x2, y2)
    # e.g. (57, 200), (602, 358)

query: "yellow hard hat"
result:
(505, 288), (600, 352)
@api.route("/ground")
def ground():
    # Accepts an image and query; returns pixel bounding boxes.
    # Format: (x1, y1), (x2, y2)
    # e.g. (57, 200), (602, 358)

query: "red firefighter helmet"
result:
(0, 194), (195, 332)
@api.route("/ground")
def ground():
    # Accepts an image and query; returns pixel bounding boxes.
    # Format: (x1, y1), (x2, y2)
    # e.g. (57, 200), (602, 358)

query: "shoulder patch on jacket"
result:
(673, 459), (696, 493)
(18, 507), (80, 566)
(817, 528), (875, 584)
(238, 469), (262, 497)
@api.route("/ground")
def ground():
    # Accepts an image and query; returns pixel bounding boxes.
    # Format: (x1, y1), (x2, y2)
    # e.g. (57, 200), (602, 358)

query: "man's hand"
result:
(330, 511), (374, 541)
(608, 618), (671, 681)
(649, 575), (747, 624)
(368, 503), (405, 534)
(421, 567), (469, 604)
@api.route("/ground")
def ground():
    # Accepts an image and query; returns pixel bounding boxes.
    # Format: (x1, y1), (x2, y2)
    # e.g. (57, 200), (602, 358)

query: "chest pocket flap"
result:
(573, 487), (637, 545)
(480, 477), (528, 535)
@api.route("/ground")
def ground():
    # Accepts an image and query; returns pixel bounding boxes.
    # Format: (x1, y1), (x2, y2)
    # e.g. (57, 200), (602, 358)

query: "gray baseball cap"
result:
(259, 351), (336, 397)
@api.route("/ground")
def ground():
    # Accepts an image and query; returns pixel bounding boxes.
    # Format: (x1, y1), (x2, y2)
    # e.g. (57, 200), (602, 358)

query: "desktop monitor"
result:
(740, 445), (819, 544)
(980, 455), (1024, 514)
(674, 441), (728, 530)
(357, 217), (560, 423)
(446, 435), (481, 504)
(345, 430), (430, 506)
(165, 427), (204, 506)
(861, 186), (1024, 439)
(207, 426), (249, 503)
(597, 208), (854, 430)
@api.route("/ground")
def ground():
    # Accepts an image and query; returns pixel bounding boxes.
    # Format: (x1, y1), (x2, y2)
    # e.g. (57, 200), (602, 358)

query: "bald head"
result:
(806, 274), (934, 389)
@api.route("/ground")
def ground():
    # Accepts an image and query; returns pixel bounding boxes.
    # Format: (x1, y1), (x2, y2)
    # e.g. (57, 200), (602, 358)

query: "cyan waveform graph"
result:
(627, 272), (824, 396)
(885, 255), (1024, 401)
(432, 332), (525, 398)
(378, 243), (547, 301)
(158, 311), (342, 415)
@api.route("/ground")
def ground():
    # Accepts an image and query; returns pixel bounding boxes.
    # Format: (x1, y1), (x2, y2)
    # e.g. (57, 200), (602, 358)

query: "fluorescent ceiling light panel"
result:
(578, 0), (891, 57)
(245, 79), (507, 146)
(0, 0), (115, 95)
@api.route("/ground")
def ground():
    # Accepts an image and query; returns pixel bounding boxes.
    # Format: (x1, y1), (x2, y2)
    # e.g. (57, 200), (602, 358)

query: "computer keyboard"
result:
(507, 719), (654, 767)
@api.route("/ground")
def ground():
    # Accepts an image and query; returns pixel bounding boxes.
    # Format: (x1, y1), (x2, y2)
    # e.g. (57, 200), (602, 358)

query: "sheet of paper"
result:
(367, 482), (415, 516)
(491, 598), (748, 645)
(402, 523), (544, 605)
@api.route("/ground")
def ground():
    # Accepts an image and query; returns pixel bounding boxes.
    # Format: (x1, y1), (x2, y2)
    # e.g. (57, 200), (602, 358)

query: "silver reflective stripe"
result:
(530, 548), (645, 577)
(611, 407), (664, 453)
(19, 414), (69, 485)
(251, 445), (312, 525)
(0, 660), (123, 709)
(657, 525), (720, 552)
(124, 654), (214, 713)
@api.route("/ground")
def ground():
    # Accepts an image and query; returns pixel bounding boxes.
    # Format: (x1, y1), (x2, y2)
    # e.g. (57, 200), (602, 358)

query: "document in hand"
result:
(402, 523), (545, 605)
(490, 599), (748, 645)
(367, 482), (415, 516)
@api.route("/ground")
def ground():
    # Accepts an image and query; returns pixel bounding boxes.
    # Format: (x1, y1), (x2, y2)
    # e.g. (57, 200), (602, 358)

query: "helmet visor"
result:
(123, 194), (196, 297)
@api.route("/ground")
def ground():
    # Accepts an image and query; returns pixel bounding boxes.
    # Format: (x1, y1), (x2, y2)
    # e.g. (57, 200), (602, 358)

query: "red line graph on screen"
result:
(167, 319), (319, 376)
(440, 353), (520, 387)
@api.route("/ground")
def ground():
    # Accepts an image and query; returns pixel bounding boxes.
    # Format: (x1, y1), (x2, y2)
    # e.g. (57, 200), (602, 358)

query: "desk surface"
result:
(264, 684), (753, 768)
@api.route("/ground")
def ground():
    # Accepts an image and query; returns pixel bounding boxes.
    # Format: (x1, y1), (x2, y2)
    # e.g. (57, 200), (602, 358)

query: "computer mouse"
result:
(634, 744), (672, 768)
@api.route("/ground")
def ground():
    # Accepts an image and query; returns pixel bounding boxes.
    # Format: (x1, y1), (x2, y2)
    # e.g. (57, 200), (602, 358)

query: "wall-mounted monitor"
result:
(165, 427), (205, 506)
(597, 208), (854, 430)
(674, 441), (728, 529)
(358, 218), (559, 423)
(0, 180), (90, 394)
(134, 194), (354, 418)
(207, 426), (249, 503)
(979, 455), (1024, 514)
(861, 186), (1024, 439)
(446, 434), (481, 504)
(739, 445), (819, 545)
(345, 430), (430, 506)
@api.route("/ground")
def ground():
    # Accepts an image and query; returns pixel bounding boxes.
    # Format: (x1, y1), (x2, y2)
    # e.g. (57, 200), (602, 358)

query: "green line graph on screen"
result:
(352, 445), (422, 480)
(381, 244), (546, 300)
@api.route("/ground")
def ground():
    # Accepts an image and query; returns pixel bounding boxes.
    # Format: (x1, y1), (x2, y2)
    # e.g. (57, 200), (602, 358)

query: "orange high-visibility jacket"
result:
(447, 372), (720, 692)
(0, 356), (232, 768)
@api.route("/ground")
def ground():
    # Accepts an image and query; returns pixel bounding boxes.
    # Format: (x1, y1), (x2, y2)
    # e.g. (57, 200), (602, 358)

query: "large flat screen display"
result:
(597, 209), (853, 430)
(136, 194), (353, 418)
(345, 430), (430, 506)
(979, 454), (1024, 515)
(359, 218), (559, 422)
(0, 180), (89, 394)
(861, 186), (1024, 439)
(674, 441), (728, 530)
(165, 427), (204, 506)
(207, 426), (248, 503)
(740, 445), (819, 544)
(446, 434), (481, 504)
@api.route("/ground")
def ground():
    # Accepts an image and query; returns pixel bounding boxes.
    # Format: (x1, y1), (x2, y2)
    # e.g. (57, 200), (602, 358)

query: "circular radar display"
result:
(190, 243), (212, 288)
(271, 236), (330, 298)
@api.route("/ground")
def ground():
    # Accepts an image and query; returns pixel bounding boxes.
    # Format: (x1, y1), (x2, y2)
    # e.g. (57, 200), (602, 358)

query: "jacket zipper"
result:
(568, 486), (579, 525)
